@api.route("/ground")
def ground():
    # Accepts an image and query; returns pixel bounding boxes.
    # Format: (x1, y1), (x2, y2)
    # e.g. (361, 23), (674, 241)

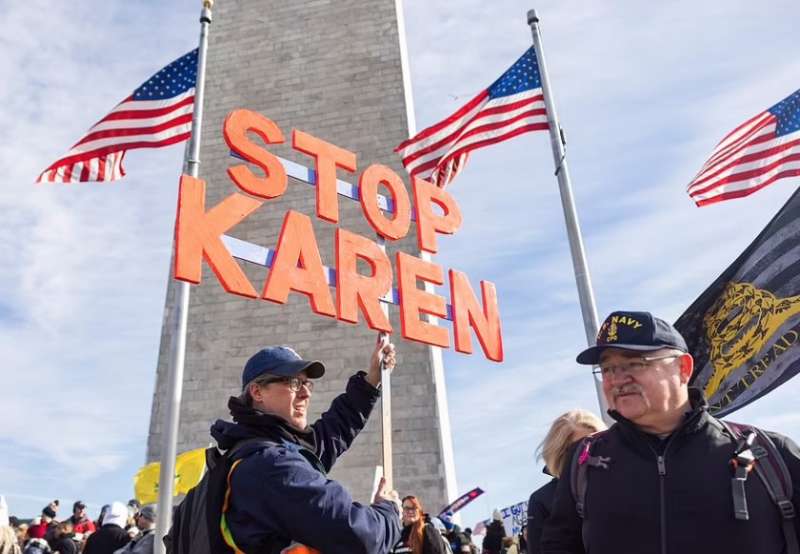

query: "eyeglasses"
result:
(402, 506), (418, 512)
(257, 376), (315, 392)
(592, 353), (681, 378)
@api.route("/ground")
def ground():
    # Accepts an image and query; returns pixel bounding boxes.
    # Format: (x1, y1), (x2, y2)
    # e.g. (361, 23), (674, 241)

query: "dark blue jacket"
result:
(526, 475), (557, 554)
(210, 372), (401, 554)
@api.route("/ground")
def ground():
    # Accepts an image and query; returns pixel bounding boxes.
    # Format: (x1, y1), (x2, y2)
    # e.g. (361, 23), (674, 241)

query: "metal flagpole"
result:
(154, 2), (214, 553)
(526, 9), (610, 421)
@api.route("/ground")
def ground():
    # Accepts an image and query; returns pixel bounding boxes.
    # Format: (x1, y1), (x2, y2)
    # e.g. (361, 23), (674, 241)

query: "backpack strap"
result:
(569, 431), (611, 519)
(219, 438), (277, 554)
(569, 437), (590, 519)
(721, 421), (798, 554)
(219, 438), (322, 554)
(750, 427), (799, 554)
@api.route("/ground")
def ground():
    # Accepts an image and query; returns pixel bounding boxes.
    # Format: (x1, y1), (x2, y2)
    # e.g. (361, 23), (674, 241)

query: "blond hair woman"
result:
(526, 410), (606, 554)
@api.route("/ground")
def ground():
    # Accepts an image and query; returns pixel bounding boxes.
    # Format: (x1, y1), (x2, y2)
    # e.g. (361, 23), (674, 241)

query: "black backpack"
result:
(569, 423), (798, 554)
(164, 438), (275, 554)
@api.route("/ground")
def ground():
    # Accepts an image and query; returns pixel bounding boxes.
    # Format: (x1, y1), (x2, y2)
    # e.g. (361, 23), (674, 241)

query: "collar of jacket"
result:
(608, 387), (710, 451)
(226, 395), (317, 452)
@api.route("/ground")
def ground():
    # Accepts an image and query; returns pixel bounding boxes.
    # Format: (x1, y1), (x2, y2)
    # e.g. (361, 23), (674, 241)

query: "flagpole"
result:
(526, 9), (610, 421)
(154, 2), (213, 553)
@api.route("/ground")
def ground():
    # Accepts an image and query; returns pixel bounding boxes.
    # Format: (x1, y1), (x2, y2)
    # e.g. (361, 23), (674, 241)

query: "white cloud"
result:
(0, 1), (194, 515)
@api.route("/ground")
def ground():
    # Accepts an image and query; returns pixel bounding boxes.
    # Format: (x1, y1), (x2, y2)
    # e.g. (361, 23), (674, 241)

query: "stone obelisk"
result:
(147, 0), (457, 511)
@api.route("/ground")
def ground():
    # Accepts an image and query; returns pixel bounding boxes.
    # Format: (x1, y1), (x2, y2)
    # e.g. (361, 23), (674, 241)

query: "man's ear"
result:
(678, 353), (694, 384)
(248, 382), (262, 403)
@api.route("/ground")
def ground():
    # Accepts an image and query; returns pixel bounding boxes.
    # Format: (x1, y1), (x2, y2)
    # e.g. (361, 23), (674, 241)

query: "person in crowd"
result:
(123, 501), (141, 540)
(541, 310), (800, 553)
(206, 341), (401, 553)
(0, 526), (21, 554)
(392, 496), (448, 554)
(26, 508), (56, 541)
(67, 501), (95, 542)
(46, 503), (58, 520)
(95, 505), (111, 530)
(442, 519), (470, 554)
(503, 536), (521, 554)
(13, 523), (27, 550)
(83, 502), (129, 554)
(21, 537), (49, 554)
(527, 409), (606, 554)
(125, 501), (140, 519)
(113, 506), (155, 554)
(482, 510), (507, 554)
(519, 525), (529, 554)
(0, 496), (20, 554)
(461, 528), (478, 554)
(48, 521), (77, 554)
(429, 517), (454, 554)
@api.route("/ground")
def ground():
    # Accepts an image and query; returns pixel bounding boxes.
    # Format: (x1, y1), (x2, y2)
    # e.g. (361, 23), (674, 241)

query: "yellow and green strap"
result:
(220, 458), (245, 554)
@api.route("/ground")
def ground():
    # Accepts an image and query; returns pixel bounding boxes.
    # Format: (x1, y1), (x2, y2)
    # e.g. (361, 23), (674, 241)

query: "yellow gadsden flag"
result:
(134, 447), (207, 505)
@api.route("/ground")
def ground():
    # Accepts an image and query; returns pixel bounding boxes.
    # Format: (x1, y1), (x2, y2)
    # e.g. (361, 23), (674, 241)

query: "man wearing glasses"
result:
(210, 340), (401, 554)
(541, 311), (800, 554)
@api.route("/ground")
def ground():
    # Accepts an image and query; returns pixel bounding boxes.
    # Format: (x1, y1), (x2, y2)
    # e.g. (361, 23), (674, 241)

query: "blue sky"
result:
(2, 0), (800, 533)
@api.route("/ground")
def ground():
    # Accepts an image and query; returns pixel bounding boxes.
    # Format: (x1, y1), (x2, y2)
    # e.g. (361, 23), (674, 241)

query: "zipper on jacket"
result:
(657, 455), (667, 554)
(646, 434), (677, 554)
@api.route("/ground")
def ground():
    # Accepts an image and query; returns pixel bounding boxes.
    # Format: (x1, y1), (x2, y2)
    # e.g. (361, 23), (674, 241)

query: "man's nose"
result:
(608, 368), (632, 385)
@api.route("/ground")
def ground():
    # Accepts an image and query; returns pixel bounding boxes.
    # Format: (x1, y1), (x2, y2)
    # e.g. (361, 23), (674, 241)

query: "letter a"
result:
(262, 210), (336, 316)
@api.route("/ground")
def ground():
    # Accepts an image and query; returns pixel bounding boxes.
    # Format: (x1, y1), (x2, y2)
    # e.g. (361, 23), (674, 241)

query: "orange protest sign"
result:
(397, 252), (449, 348)
(173, 109), (505, 361)
(262, 210), (337, 317)
(450, 269), (503, 362)
(174, 174), (262, 298)
(335, 228), (393, 332)
(224, 109), (288, 199)
(412, 176), (462, 254)
(358, 164), (411, 240)
(293, 129), (357, 224)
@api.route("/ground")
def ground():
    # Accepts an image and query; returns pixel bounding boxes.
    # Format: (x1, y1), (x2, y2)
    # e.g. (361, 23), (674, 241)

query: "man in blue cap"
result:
(210, 338), (401, 554)
(541, 311), (800, 554)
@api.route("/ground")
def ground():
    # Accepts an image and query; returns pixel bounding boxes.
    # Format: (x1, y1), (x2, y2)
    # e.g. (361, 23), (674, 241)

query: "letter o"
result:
(359, 164), (411, 240)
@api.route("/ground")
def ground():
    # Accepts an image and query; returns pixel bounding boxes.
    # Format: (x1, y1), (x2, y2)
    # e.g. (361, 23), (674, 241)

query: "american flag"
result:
(395, 47), (549, 188)
(37, 49), (198, 183)
(687, 87), (800, 206)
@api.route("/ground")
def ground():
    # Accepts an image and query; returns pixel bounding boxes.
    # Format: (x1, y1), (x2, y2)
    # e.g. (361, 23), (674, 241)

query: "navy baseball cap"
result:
(576, 311), (688, 365)
(241, 346), (325, 390)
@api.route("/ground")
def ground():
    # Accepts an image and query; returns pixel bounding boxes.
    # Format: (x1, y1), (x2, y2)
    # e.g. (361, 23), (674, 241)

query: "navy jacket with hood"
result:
(210, 371), (401, 554)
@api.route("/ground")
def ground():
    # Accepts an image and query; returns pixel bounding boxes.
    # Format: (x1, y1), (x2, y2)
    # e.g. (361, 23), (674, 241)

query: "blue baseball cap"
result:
(576, 311), (688, 365)
(241, 346), (325, 390)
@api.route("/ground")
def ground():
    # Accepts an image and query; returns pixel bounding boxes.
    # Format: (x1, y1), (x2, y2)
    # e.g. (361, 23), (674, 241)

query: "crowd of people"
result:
(4, 309), (800, 553)
(0, 499), (156, 554)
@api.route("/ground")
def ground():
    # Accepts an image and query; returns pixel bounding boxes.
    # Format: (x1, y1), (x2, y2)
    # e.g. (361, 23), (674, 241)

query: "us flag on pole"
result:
(687, 88), (800, 206)
(395, 47), (549, 188)
(37, 49), (198, 183)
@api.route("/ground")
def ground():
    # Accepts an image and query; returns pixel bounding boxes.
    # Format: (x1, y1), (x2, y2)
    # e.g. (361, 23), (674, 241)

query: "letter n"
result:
(449, 270), (503, 362)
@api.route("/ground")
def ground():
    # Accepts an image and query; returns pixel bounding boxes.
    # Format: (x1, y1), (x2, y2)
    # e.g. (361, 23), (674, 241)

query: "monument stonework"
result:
(147, 0), (457, 511)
